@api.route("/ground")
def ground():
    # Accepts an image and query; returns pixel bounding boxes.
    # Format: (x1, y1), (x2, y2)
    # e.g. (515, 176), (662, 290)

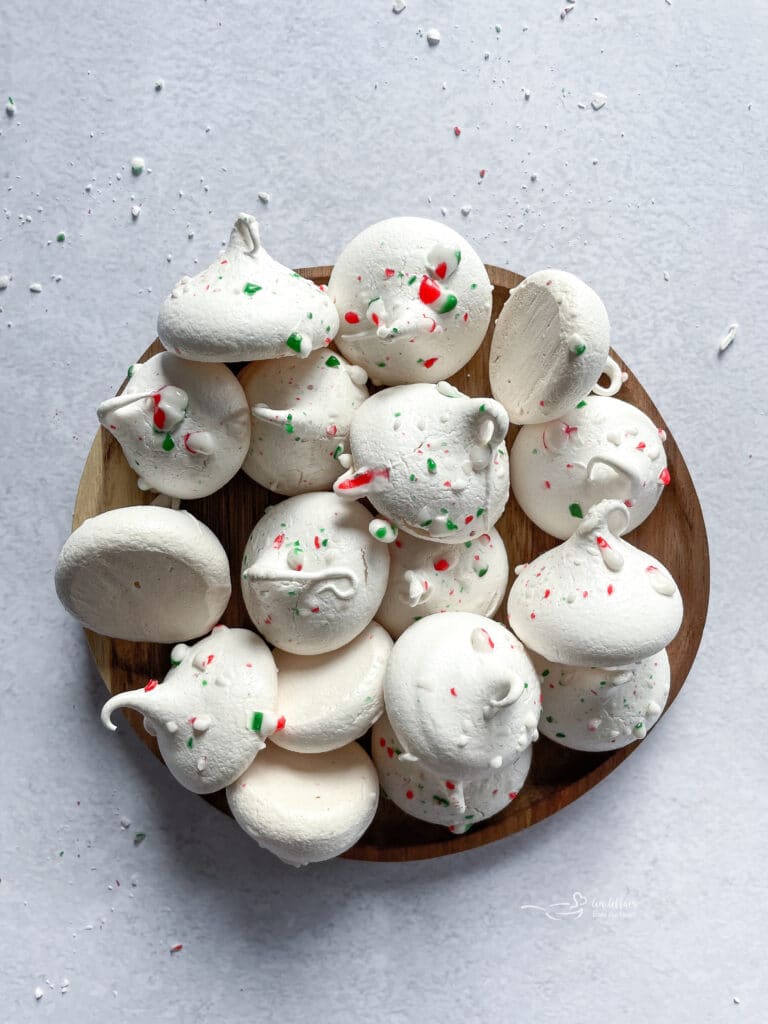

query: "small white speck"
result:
(258, 191), (270, 204)
(483, 51), (490, 60)
(131, 156), (145, 176)
(440, 206), (448, 217)
(392, 0), (406, 12)
(733, 996), (740, 1005)
(34, 987), (44, 1001)
(591, 92), (607, 110)
(29, 282), (42, 293)
(61, 978), (70, 994)
(5, 98), (15, 117)
(0, 275), (9, 289)
(119, 816), (131, 828)
(166, 254), (172, 263)
(154, 78), (164, 91)
(530, 172), (538, 182)
(426, 28), (441, 46)
(718, 322), (738, 353)
(460, 205), (472, 216)
(187, 229), (194, 239)
(131, 205), (141, 219)
(524, 88), (531, 100)
(663, 271), (670, 282)
(85, 183), (92, 192)
(205, 125), (211, 133)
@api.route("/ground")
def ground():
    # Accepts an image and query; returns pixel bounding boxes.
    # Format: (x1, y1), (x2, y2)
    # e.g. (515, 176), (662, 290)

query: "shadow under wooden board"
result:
(73, 264), (710, 863)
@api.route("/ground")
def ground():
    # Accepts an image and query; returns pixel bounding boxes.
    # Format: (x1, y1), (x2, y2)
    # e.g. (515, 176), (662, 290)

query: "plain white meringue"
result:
(271, 622), (392, 753)
(329, 216), (492, 385)
(239, 348), (369, 496)
(534, 648), (671, 752)
(373, 711), (532, 833)
(97, 351), (251, 500)
(383, 612), (541, 780)
(240, 492), (389, 655)
(507, 498), (683, 667)
(226, 741), (379, 866)
(100, 626), (279, 793)
(333, 381), (509, 544)
(157, 213), (339, 362)
(376, 527), (509, 638)
(510, 395), (670, 539)
(489, 269), (622, 424)
(55, 505), (231, 642)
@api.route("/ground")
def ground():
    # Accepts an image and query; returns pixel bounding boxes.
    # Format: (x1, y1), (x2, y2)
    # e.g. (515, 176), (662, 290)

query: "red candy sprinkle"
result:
(450, 687), (457, 697)
(435, 261), (448, 280)
(406, 790), (414, 800)
(659, 468), (671, 485)
(419, 276), (442, 305)
(384, 268), (395, 278)
(446, 781), (456, 791)
(423, 356), (439, 368)
(273, 533), (285, 549)
(379, 737), (386, 747)
(276, 716), (286, 731)
(453, 126), (461, 136)
(344, 311), (360, 324)
(144, 678), (158, 692)
(433, 559), (450, 572)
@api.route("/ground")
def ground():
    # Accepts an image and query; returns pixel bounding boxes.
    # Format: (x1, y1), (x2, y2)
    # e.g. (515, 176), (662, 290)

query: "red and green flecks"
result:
(273, 532), (285, 549)
(333, 444), (343, 459)
(325, 355), (340, 368)
(423, 357), (438, 369)
(336, 467), (390, 491)
(284, 414), (294, 435)
(243, 282), (262, 295)
(569, 502), (584, 518)
(285, 333), (304, 353)
(418, 275), (458, 313)
(152, 393), (166, 429)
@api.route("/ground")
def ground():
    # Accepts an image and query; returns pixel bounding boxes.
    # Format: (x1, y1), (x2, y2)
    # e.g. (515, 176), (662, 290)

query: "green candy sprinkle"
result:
(333, 445), (343, 459)
(409, 473), (417, 482)
(407, 275), (417, 285)
(476, 566), (488, 578)
(285, 414), (294, 435)
(569, 503), (584, 519)
(546, 715), (554, 723)
(476, 507), (485, 518)
(433, 795), (450, 807)
(438, 293), (458, 313)
(250, 712), (264, 732)
(576, 400), (587, 409)
(56, 232), (65, 242)
(162, 433), (174, 451)
(542, 669), (550, 677)
(325, 355), (340, 367)
(572, 343), (586, 356)
(285, 333), (303, 353)
(427, 457), (437, 474)
(243, 282), (262, 295)
(555, 732), (566, 738)
(127, 364), (135, 378)
(445, 519), (458, 531)
(201, 679), (208, 687)
(186, 737), (194, 748)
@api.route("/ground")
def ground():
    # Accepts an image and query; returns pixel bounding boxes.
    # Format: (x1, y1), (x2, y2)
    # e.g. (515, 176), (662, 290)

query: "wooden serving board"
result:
(73, 265), (709, 862)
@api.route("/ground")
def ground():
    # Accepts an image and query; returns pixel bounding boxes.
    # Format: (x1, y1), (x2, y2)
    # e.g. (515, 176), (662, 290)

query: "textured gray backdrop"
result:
(2, 1), (766, 1021)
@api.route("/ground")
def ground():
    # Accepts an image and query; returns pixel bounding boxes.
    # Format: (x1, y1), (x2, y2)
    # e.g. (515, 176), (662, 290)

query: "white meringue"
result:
(97, 352), (251, 500)
(376, 528), (509, 638)
(383, 613), (541, 780)
(238, 348), (369, 496)
(100, 626), (279, 793)
(226, 741), (379, 866)
(271, 622), (392, 753)
(510, 396), (670, 539)
(55, 506), (231, 642)
(489, 269), (622, 424)
(507, 498), (683, 667)
(157, 214), (339, 362)
(329, 216), (493, 385)
(534, 649), (670, 752)
(333, 382), (509, 544)
(241, 492), (389, 655)
(373, 712), (532, 833)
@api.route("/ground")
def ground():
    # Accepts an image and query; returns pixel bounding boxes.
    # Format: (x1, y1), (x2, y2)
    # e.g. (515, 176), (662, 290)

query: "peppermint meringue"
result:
(333, 381), (510, 544)
(534, 649), (670, 752)
(329, 217), (493, 385)
(100, 626), (279, 793)
(510, 396), (669, 539)
(271, 622), (392, 753)
(239, 348), (369, 496)
(383, 613), (541, 780)
(55, 506), (231, 642)
(376, 527), (509, 638)
(241, 492), (390, 655)
(507, 498), (683, 667)
(489, 269), (622, 424)
(157, 213), (339, 362)
(226, 741), (379, 866)
(373, 711), (532, 833)
(97, 352), (251, 500)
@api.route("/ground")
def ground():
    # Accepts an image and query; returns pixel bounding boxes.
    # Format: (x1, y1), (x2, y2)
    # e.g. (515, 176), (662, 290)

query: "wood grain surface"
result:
(73, 265), (710, 862)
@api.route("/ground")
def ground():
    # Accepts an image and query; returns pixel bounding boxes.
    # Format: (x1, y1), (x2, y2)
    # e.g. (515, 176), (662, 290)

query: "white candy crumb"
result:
(166, 254), (172, 262)
(440, 206), (447, 216)
(61, 978), (70, 994)
(131, 156), (145, 176)
(426, 28), (441, 46)
(29, 282), (42, 293)
(524, 88), (531, 100)
(392, 0), (406, 12)
(663, 271), (670, 281)
(483, 51), (490, 60)
(258, 191), (270, 204)
(120, 816), (131, 828)
(530, 172), (538, 182)
(0, 275), (9, 289)
(733, 996), (740, 1005)
(5, 97), (15, 116)
(154, 78), (164, 92)
(131, 205), (141, 219)
(34, 987), (44, 1001)
(591, 92), (607, 110)
(718, 322), (738, 353)
(460, 205), (472, 216)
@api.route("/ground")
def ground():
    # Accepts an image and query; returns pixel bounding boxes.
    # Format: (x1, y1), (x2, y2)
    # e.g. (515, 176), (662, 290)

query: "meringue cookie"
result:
(510, 396), (669, 539)
(241, 492), (389, 655)
(271, 622), (392, 753)
(157, 214), (339, 362)
(507, 498), (683, 667)
(333, 381), (510, 544)
(100, 626), (279, 793)
(55, 505), (231, 642)
(329, 217), (493, 385)
(239, 348), (369, 496)
(376, 528), (509, 638)
(489, 269), (622, 424)
(384, 613), (541, 780)
(226, 741), (379, 866)
(373, 712), (532, 833)
(534, 649), (670, 752)
(97, 352), (251, 500)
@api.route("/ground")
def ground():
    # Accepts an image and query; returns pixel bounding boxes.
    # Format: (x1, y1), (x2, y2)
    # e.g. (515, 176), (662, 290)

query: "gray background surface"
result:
(2, 1), (767, 1020)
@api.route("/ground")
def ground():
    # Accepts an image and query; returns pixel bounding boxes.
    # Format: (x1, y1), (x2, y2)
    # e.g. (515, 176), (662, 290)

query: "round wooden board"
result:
(73, 264), (709, 863)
